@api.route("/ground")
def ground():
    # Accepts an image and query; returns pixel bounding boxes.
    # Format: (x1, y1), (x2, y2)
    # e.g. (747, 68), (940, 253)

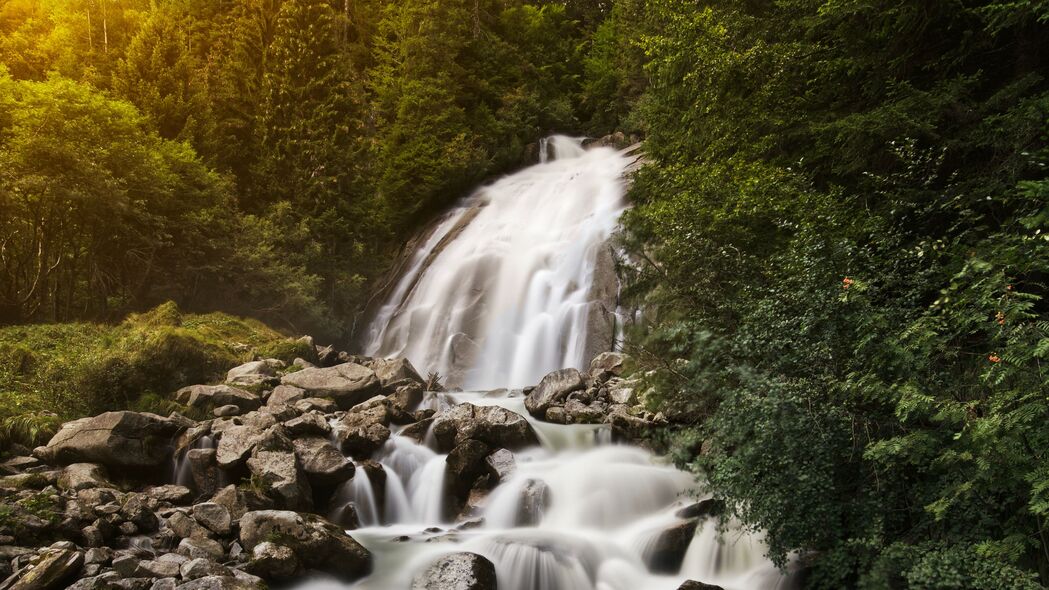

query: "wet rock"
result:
(225, 360), (283, 388)
(645, 518), (700, 574)
(292, 437), (354, 487)
(334, 397), (392, 459)
(176, 386), (262, 414)
(8, 547), (83, 590)
(544, 406), (568, 424)
(676, 498), (724, 520)
(38, 412), (183, 468)
(268, 385), (306, 407)
(485, 448), (515, 483)
(387, 381), (424, 413)
(192, 503), (231, 536)
(410, 552), (496, 590)
(677, 581), (725, 590)
(246, 449), (313, 512)
(431, 403), (538, 452)
(516, 479), (549, 526)
(239, 510), (372, 582)
(280, 363), (380, 410)
(57, 463), (111, 491)
(188, 449), (220, 497)
(244, 541), (299, 580)
(444, 440), (491, 518)
(524, 369), (586, 418)
(400, 418), (434, 443)
(562, 399), (604, 424)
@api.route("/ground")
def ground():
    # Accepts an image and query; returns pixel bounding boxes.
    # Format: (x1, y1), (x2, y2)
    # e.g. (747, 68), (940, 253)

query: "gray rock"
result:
(677, 582), (725, 590)
(188, 449), (220, 497)
(225, 360), (283, 388)
(410, 552), (497, 590)
(280, 363), (380, 409)
(293, 398), (338, 414)
(192, 503), (232, 536)
(246, 450), (312, 511)
(174, 576), (258, 590)
(268, 385), (306, 407)
(150, 579), (178, 590)
(431, 403), (539, 452)
(176, 537), (225, 561)
(147, 485), (193, 505)
(239, 510), (372, 582)
(524, 368), (587, 419)
(292, 437), (354, 487)
(180, 558), (232, 580)
(57, 463), (111, 491)
(136, 559), (182, 578)
(168, 511), (212, 540)
(9, 548), (84, 590)
(244, 541), (299, 579)
(213, 405), (241, 418)
(485, 449), (515, 483)
(589, 351), (627, 381)
(283, 412), (330, 437)
(444, 440), (491, 518)
(175, 385), (262, 414)
(645, 518), (700, 574)
(563, 399), (604, 424)
(334, 397), (392, 458)
(215, 424), (291, 469)
(38, 411), (183, 468)
(365, 358), (423, 388)
(516, 479), (549, 526)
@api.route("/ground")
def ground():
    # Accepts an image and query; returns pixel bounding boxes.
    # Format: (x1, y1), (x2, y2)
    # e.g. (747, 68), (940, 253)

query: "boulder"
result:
(387, 381), (424, 413)
(225, 360), (283, 388)
(410, 552), (497, 590)
(188, 449), (220, 497)
(244, 542), (299, 580)
(589, 352), (627, 381)
(293, 398), (338, 414)
(9, 548), (83, 590)
(292, 437), (354, 487)
(180, 558), (232, 580)
(38, 412), (183, 468)
(213, 406), (241, 418)
(175, 386), (261, 414)
(267, 385), (306, 408)
(334, 397), (392, 458)
(57, 463), (111, 491)
(148, 485), (192, 504)
(280, 363), (380, 409)
(365, 358), (423, 388)
(246, 450), (312, 512)
(645, 518), (700, 574)
(485, 449), (515, 483)
(174, 576), (259, 590)
(516, 479), (549, 526)
(444, 440), (491, 518)
(239, 510), (372, 582)
(283, 412), (330, 437)
(562, 399), (605, 424)
(215, 424), (291, 469)
(176, 538), (225, 561)
(431, 403), (538, 452)
(524, 369), (586, 418)
(677, 581), (725, 590)
(191, 503), (231, 536)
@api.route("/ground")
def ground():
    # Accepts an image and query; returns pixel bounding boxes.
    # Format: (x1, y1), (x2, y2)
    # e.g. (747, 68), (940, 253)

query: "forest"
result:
(2, 0), (1049, 589)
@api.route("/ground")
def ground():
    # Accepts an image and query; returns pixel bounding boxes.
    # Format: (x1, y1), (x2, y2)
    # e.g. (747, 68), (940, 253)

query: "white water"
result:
(365, 136), (629, 389)
(300, 137), (793, 590)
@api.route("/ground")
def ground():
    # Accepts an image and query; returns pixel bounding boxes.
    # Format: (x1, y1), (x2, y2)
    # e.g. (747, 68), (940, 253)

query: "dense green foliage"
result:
(603, 0), (1049, 587)
(0, 0), (596, 337)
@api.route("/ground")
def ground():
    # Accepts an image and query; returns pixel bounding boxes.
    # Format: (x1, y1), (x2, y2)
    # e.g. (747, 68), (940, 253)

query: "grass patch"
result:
(0, 302), (302, 450)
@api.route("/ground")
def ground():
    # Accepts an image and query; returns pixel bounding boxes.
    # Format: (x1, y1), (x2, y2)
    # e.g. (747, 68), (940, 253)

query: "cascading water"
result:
(297, 137), (793, 590)
(365, 136), (629, 389)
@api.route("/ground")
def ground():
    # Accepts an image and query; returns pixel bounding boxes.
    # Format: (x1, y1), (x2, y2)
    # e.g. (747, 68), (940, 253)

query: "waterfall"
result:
(293, 137), (792, 590)
(364, 136), (630, 389)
